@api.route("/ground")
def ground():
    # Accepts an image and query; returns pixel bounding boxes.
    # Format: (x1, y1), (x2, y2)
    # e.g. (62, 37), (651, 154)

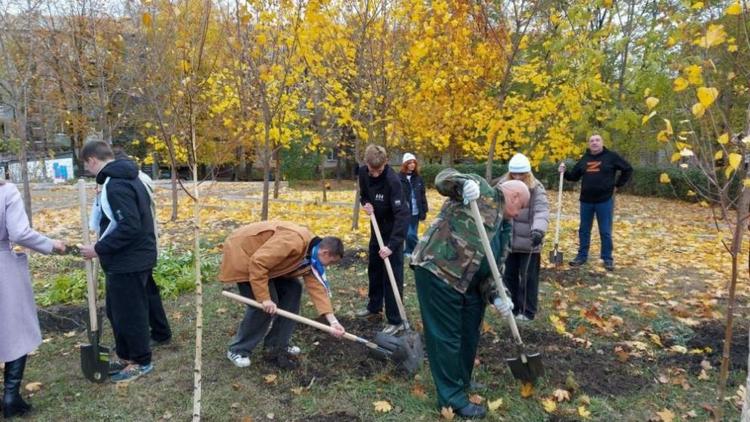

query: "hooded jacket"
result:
(94, 159), (157, 274)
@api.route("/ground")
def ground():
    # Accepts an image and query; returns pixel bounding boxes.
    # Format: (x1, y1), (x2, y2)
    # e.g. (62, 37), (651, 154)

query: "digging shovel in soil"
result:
(221, 291), (420, 373)
(368, 214), (424, 375)
(469, 199), (544, 383)
(77, 179), (110, 383)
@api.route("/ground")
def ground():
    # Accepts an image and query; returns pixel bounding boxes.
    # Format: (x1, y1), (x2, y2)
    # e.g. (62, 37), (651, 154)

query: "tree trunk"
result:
(716, 184), (750, 420)
(261, 128), (271, 221)
(320, 154), (327, 203)
(273, 148), (281, 199)
(742, 328), (750, 421)
(170, 163), (178, 221)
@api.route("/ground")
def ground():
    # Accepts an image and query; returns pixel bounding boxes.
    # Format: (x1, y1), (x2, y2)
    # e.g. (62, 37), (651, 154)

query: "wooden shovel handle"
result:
(468, 200), (524, 346)
(369, 214), (410, 329)
(221, 290), (377, 348)
(78, 179), (98, 332)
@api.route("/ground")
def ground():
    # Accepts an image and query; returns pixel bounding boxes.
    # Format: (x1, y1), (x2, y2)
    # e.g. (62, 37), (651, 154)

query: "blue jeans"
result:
(576, 197), (614, 263)
(404, 215), (420, 254)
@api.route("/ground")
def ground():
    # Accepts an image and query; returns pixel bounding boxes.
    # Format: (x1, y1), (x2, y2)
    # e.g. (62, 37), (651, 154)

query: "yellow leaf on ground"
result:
(487, 398), (503, 411)
(553, 388), (571, 402)
(520, 382), (535, 398)
(411, 383), (427, 399)
(718, 133), (729, 144)
(578, 405), (592, 418)
(541, 398), (557, 413)
(646, 97), (659, 110)
(671, 152), (681, 163)
(440, 406), (455, 420)
(468, 394), (484, 404)
(263, 374), (277, 384)
(715, 151), (724, 161)
(373, 400), (392, 413)
(684, 65), (703, 85)
(660, 173), (671, 184)
(696, 87), (719, 108)
(24, 382), (42, 393)
(728, 153), (742, 170)
(642, 111), (656, 125)
(656, 408), (675, 422)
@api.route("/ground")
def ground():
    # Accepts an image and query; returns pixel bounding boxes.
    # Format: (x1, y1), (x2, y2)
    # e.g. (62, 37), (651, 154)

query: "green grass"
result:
(17, 261), (745, 421)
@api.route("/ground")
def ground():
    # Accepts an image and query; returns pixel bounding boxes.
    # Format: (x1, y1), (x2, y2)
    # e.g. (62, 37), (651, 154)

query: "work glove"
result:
(462, 179), (480, 205)
(531, 229), (544, 247)
(493, 296), (514, 318)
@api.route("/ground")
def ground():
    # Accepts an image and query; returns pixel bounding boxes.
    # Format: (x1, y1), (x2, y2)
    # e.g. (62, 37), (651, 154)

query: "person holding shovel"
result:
(411, 168), (529, 419)
(355, 144), (410, 336)
(0, 180), (66, 418)
(559, 134), (632, 271)
(220, 221), (346, 370)
(79, 141), (157, 383)
(498, 153), (549, 321)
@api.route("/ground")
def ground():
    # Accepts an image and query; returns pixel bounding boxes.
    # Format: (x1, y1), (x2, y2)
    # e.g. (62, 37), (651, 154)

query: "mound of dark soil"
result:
(478, 328), (650, 396)
(659, 321), (749, 373)
(296, 411), (360, 422)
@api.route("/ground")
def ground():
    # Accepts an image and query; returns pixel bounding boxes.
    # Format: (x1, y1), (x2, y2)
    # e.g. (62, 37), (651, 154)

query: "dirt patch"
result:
(478, 328), (650, 396)
(37, 304), (87, 333)
(296, 411), (360, 422)
(292, 316), (389, 386)
(659, 321), (749, 373)
(338, 248), (367, 268)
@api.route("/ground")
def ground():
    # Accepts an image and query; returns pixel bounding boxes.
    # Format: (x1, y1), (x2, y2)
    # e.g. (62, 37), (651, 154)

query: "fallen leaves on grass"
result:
(24, 382), (42, 393)
(541, 398), (557, 413)
(487, 398), (503, 412)
(263, 374), (277, 384)
(655, 408), (675, 422)
(440, 406), (455, 420)
(552, 388), (571, 402)
(520, 382), (535, 398)
(578, 405), (591, 419)
(411, 383), (427, 399)
(468, 394), (484, 404)
(373, 400), (392, 413)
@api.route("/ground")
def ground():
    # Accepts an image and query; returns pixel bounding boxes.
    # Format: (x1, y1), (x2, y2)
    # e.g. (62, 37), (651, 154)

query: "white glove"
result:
(462, 180), (480, 204)
(493, 296), (514, 318)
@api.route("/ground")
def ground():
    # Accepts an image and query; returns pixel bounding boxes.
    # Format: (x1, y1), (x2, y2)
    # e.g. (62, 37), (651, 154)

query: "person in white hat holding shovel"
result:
(497, 153), (549, 321)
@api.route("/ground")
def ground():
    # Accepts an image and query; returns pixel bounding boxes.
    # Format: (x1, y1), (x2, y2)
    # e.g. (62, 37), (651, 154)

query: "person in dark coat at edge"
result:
(111, 148), (171, 349)
(399, 152), (428, 257)
(559, 134), (633, 271)
(355, 144), (410, 335)
(80, 141), (158, 383)
(0, 180), (66, 418)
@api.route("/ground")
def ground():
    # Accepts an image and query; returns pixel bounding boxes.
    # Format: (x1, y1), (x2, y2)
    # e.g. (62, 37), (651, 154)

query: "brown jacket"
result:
(219, 221), (333, 315)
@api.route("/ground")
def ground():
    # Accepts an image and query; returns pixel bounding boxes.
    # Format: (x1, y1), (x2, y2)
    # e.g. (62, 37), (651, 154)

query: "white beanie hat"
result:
(508, 153), (531, 173)
(402, 153), (416, 164)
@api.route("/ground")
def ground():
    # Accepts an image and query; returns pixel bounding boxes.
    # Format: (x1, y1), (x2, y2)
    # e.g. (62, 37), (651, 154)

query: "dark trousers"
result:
(147, 273), (172, 342)
(503, 252), (541, 319)
(404, 215), (420, 254)
(228, 278), (302, 356)
(366, 239), (404, 325)
(414, 267), (485, 410)
(106, 270), (151, 365)
(577, 197), (614, 262)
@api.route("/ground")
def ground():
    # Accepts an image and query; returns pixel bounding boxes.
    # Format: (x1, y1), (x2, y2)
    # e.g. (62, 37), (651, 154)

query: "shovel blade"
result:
(549, 250), (563, 265)
(506, 352), (544, 383)
(81, 343), (110, 383)
(374, 331), (424, 375)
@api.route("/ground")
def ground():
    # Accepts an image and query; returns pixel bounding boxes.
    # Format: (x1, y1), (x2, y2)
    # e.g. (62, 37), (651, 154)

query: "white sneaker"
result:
(515, 314), (532, 322)
(287, 345), (301, 356)
(227, 351), (251, 368)
(382, 323), (405, 335)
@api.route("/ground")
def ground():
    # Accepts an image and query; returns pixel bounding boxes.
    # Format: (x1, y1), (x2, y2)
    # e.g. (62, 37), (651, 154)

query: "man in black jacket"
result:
(80, 141), (157, 383)
(559, 134), (632, 271)
(356, 144), (410, 335)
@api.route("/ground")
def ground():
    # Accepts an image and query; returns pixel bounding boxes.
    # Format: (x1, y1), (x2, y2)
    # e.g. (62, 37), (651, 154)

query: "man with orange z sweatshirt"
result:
(219, 221), (346, 369)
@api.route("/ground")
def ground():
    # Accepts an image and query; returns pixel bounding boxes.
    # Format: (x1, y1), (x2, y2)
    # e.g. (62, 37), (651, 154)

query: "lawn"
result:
(14, 182), (749, 421)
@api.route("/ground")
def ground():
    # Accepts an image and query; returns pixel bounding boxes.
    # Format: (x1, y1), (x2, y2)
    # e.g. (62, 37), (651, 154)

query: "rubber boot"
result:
(3, 355), (31, 419)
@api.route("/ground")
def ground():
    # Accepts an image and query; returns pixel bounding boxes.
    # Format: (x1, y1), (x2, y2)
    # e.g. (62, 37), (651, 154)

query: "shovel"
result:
(369, 214), (424, 374)
(77, 179), (110, 383)
(221, 291), (420, 374)
(549, 170), (564, 266)
(469, 199), (544, 383)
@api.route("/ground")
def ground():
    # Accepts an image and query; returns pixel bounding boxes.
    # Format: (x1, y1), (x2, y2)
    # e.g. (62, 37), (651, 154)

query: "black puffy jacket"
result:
(399, 172), (428, 220)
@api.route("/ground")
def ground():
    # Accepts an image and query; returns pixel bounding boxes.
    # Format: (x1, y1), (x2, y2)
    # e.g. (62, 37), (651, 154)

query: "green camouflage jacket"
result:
(412, 168), (511, 294)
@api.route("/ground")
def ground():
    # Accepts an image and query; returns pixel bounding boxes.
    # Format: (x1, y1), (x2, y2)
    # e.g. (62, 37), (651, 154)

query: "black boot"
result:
(3, 355), (31, 418)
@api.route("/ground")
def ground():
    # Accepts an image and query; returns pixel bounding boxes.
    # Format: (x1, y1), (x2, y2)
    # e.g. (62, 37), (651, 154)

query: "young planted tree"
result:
(647, 2), (749, 419)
